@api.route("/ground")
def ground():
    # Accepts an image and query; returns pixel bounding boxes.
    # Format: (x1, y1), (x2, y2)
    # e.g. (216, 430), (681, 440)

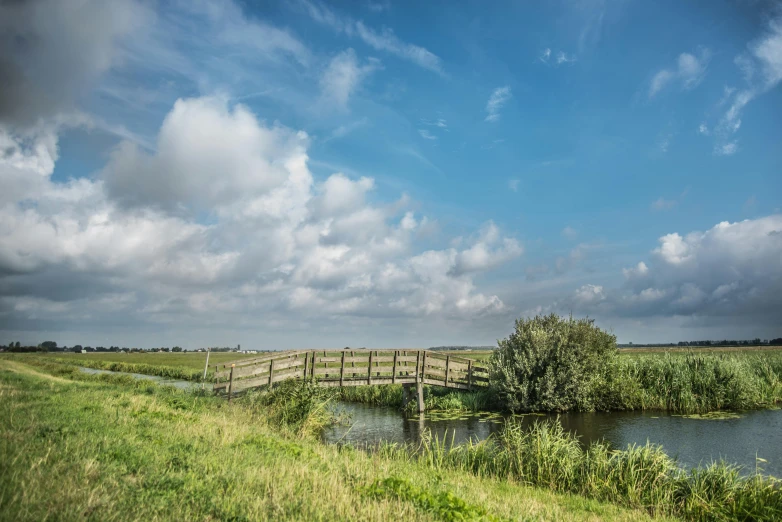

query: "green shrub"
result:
(489, 314), (617, 412)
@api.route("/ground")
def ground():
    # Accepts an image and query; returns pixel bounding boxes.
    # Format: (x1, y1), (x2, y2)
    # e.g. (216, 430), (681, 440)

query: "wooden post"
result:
(445, 355), (451, 388)
(311, 351), (316, 382)
(416, 380), (424, 413)
(467, 359), (473, 390)
(367, 350), (373, 385)
(202, 348), (211, 390)
(214, 364), (220, 392)
(339, 350), (346, 386)
(304, 351), (310, 382)
(415, 350), (421, 382)
(228, 364), (235, 402)
(392, 350), (398, 384)
(421, 350), (427, 382)
(268, 359), (275, 387)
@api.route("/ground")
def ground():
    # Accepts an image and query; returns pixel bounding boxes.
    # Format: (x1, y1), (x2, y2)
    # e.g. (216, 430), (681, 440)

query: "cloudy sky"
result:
(1, 0), (781, 349)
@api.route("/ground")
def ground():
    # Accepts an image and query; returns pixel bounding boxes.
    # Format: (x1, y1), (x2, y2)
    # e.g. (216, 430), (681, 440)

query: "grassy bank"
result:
(0, 357), (675, 522)
(28, 351), (260, 381)
(385, 421), (781, 521)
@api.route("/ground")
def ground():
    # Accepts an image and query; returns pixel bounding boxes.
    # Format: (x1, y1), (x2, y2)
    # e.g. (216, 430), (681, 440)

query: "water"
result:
(324, 402), (782, 477)
(78, 367), (200, 391)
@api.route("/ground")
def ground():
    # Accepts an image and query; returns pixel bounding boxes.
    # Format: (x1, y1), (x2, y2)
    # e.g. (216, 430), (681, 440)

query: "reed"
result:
(408, 419), (782, 521)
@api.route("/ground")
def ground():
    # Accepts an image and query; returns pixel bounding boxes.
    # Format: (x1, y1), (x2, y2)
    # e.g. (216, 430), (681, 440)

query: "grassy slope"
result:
(0, 358), (676, 522)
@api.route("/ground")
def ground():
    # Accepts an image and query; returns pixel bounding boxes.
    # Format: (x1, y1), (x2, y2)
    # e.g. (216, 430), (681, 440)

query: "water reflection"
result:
(324, 402), (782, 477)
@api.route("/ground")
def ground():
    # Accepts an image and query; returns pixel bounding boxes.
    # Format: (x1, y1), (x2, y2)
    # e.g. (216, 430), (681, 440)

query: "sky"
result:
(0, 0), (781, 349)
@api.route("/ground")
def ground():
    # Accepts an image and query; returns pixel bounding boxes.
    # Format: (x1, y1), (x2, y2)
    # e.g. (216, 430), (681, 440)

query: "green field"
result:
(0, 357), (679, 522)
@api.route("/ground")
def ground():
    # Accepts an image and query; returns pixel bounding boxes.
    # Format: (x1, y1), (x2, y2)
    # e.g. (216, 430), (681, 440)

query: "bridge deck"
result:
(213, 349), (489, 396)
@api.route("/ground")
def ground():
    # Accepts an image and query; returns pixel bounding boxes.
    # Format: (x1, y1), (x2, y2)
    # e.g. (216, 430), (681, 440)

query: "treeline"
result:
(619, 338), (782, 348)
(0, 342), (241, 353)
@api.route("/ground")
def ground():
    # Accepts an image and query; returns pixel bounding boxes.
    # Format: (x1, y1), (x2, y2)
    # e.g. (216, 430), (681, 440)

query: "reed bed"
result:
(377, 420), (782, 521)
(598, 353), (782, 413)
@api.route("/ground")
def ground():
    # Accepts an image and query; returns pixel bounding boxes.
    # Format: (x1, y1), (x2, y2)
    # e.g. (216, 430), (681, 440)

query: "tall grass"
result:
(598, 353), (782, 413)
(381, 420), (782, 521)
(1, 357), (674, 522)
(336, 384), (496, 413)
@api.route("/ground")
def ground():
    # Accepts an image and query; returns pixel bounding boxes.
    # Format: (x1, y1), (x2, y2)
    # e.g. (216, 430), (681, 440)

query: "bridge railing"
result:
(213, 349), (489, 395)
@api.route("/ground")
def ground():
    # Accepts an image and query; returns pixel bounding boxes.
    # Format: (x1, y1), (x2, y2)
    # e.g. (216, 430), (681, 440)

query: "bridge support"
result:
(416, 380), (424, 413)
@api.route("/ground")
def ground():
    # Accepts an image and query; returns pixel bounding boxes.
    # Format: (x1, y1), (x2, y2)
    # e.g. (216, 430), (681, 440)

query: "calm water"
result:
(79, 367), (201, 391)
(324, 402), (782, 477)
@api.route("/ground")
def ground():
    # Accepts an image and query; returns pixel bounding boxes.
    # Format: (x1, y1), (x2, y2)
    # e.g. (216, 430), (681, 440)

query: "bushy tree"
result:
(489, 314), (617, 412)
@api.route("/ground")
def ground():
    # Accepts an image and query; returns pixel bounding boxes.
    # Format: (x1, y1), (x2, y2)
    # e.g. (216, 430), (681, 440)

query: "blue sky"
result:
(1, 0), (781, 348)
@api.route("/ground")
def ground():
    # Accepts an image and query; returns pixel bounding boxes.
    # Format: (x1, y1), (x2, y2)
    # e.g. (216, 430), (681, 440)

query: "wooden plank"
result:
(313, 366), (397, 376)
(415, 351), (421, 383)
(316, 377), (418, 388)
(218, 350), (307, 369)
(392, 351), (398, 384)
(424, 357), (447, 368)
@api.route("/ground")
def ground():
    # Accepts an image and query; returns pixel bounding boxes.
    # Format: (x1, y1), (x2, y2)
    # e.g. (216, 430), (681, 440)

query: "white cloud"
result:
(561, 226), (577, 239)
(698, 123), (709, 135)
(651, 197), (676, 211)
(712, 18), (782, 156)
(556, 51), (576, 64)
(1, 96), (523, 339)
(566, 216), (782, 324)
(418, 129), (437, 140)
(573, 284), (605, 304)
(648, 49), (709, 97)
(296, 0), (444, 74)
(714, 141), (738, 156)
(508, 179), (521, 192)
(485, 86), (512, 122)
(320, 48), (379, 109)
(539, 48), (575, 65)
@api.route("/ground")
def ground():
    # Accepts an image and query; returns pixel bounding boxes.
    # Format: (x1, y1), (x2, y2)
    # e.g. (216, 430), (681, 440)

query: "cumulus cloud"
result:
(485, 86), (512, 122)
(1, 96), (522, 337)
(563, 216), (782, 326)
(648, 49), (710, 97)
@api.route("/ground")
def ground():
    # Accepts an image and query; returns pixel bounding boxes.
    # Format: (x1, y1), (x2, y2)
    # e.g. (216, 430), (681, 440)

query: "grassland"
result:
(0, 356), (680, 522)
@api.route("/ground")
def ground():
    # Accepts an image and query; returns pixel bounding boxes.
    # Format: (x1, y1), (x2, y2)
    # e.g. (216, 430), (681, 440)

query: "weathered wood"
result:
(339, 351), (345, 386)
(228, 364), (235, 402)
(268, 359), (275, 387)
(367, 350), (373, 385)
(303, 352), (310, 382)
(416, 380), (424, 413)
(445, 355), (451, 387)
(392, 351), (398, 384)
(468, 360), (473, 390)
(415, 350), (422, 383)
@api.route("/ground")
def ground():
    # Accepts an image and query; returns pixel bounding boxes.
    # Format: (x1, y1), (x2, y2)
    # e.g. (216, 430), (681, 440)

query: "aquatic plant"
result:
(410, 420), (782, 521)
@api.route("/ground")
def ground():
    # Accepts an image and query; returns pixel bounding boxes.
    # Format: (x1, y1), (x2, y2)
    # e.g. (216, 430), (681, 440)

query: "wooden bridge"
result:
(213, 349), (489, 412)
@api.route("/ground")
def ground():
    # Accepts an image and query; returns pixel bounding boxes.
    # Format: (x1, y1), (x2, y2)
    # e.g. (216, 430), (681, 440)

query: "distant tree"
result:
(73, 345), (83, 352)
(172, 346), (182, 352)
(41, 341), (57, 350)
(14, 342), (21, 349)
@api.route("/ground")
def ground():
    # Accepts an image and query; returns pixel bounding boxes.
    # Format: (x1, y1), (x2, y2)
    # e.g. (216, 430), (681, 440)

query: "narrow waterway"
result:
(79, 367), (201, 391)
(77, 367), (781, 478)
(324, 402), (782, 478)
